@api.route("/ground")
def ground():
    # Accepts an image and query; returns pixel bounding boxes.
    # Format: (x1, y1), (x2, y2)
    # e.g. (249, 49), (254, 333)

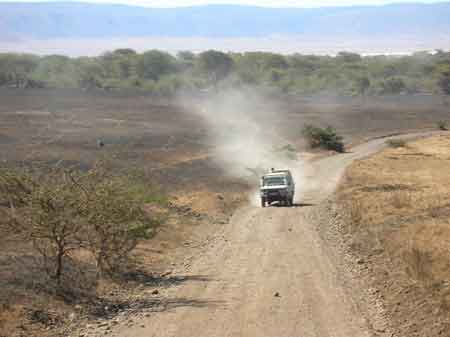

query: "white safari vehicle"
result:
(260, 169), (295, 207)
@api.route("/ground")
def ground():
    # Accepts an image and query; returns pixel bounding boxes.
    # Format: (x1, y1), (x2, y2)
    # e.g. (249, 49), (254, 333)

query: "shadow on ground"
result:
(268, 202), (315, 208)
(122, 269), (212, 287)
(91, 295), (221, 318)
(90, 272), (218, 318)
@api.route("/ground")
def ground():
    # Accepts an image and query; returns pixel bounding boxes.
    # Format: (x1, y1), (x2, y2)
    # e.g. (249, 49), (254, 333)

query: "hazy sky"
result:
(3, 0), (450, 7)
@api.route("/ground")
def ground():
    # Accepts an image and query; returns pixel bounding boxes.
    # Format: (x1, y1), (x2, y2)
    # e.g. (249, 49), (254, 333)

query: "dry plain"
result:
(0, 88), (449, 337)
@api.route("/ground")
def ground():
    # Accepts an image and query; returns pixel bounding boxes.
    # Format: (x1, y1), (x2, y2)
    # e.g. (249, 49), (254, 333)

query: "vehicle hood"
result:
(261, 185), (287, 191)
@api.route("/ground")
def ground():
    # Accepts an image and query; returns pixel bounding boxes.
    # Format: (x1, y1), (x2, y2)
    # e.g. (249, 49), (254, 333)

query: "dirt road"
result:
(108, 133), (436, 337)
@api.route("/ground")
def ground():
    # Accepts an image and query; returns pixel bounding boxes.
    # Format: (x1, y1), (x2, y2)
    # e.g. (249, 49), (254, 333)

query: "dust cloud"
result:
(181, 88), (309, 205)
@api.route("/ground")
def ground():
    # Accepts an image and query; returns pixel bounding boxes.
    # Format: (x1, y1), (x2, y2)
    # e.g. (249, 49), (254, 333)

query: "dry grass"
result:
(341, 135), (450, 281)
(345, 199), (364, 229)
(403, 245), (434, 284)
(338, 134), (450, 336)
(390, 191), (412, 209)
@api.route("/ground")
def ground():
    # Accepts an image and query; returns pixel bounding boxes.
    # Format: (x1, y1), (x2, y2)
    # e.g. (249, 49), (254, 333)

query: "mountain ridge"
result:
(1, 2), (450, 40)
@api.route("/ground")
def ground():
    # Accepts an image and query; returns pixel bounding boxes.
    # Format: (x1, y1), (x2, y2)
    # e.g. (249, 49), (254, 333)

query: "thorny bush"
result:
(302, 124), (345, 153)
(0, 163), (160, 290)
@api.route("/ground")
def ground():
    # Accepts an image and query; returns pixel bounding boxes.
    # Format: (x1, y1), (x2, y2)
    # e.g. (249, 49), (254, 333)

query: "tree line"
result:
(0, 49), (449, 96)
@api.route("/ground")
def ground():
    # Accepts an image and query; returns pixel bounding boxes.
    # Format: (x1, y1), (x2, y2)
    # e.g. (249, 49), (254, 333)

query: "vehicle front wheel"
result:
(284, 197), (290, 207)
(261, 198), (266, 208)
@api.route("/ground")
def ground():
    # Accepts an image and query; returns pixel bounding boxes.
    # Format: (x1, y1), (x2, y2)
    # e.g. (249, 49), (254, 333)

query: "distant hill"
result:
(1, 2), (450, 40)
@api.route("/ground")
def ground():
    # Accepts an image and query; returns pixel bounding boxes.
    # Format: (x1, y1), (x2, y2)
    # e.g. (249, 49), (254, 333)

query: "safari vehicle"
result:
(260, 169), (295, 207)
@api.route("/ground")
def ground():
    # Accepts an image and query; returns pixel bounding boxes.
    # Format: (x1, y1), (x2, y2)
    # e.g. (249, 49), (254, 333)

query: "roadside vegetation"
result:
(1, 49), (450, 96)
(338, 135), (450, 336)
(0, 163), (162, 286)
(302, 125), (345, 152)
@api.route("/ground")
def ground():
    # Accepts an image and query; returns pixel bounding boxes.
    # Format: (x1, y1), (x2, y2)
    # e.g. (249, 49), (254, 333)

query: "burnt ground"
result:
(1, 89), (447, 215)
(0, 88), (449, 337)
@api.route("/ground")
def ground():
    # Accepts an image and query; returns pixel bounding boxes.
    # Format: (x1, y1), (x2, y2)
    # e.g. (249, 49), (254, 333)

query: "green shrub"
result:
(301, 125), (345, 152)
(380, 77), (406, 94)
(2, 50), (449, 95)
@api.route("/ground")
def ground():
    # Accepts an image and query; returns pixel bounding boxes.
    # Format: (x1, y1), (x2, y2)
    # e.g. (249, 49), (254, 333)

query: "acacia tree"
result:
(77, 57), (105, 89)
(0, 54), (38, 88)
(353, 76), (371, 95)
(101, 50), (138, 82)
(0, 169), (84, 285)
(76, 166), (155, 277)
(380, 77), (406, 94)
(139, 50), (176, 81)
(301, 124), (345, 153)
(197, 50), (233, 88)
(0, 165), (157, 286)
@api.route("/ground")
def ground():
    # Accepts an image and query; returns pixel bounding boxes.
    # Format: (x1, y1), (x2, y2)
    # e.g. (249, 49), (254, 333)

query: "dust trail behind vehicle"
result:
(179, 89), (310, 205)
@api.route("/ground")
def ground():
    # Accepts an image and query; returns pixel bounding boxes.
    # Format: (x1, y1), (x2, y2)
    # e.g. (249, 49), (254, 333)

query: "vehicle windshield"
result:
(263, 176), (287, 186)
